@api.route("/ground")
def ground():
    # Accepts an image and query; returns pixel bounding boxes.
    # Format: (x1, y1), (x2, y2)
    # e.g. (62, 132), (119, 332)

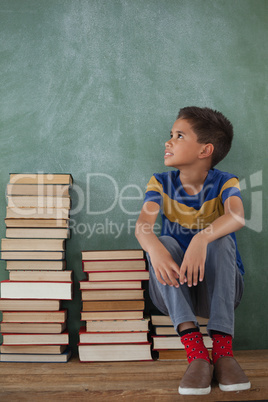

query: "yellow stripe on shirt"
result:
(162, 193), (223, 229)
(145, 176), (163, 195)
(219, 178), (240, 197)
(145, 176), (240, 230)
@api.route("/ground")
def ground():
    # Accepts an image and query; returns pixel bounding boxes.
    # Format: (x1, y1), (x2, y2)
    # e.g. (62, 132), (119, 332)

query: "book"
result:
(9, 173), (73, 185)
(157, 349), (212, 361)
(9, 270), (72, 282)
(1, 251), (65, 260)
(0, 348), (72, 362)
(81, 310), (144, 321)
(5, 219), (69, 228)
(154, 325), (208, 336)
(86, 271), (149, 282)
(7, 196), (71, 209)
(78, 248), (149, 364)
(81, 249), (144, 260)
(80, 281), (142, 290)
(0, 281), (72, 300)
(82, 259), (146, 271)
(6, 208), (69, 220)
(0, 299), (60, 311)
(154, 326), (177, 335)
(158, 349), (187, 360)
(78, 343), (152, 362)
(0, 173), (73, 357)
(151, 315), (209, 326)
(85, 318), (149, 333)
(152, 335), (212, 350)
(79, 327), (148, 344)
(6, 184), (70, 197)
(1, 310), (67, 323)
(1, 238), (65, 251)
(82, 300), (145, 312)
(6, 260), (66, 270)
(0, 322), (66, 334)
(81, 289), (144, 301)
(0, 344), (66, 354)
(1, 330), (69, 345)
(6, 228), (70, 239)
(151, 315), (174, 326)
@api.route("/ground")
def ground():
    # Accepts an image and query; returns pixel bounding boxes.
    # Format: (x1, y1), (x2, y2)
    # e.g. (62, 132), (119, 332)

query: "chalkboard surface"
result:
(0, 0), (267, 352)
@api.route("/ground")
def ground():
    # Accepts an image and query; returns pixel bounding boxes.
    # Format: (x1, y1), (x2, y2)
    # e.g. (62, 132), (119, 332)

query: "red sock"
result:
(181, 331), (211, 364)
(212, 333), (233, 364)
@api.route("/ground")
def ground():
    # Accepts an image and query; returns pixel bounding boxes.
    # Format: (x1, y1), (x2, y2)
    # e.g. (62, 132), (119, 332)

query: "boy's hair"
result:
(177, 106), (233, 168)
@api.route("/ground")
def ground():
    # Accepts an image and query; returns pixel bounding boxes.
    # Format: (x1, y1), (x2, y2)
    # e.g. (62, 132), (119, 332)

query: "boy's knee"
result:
(159, 235), (176, 247)
(158, 236), (184, 263)
(207, 235), (235, 254)
(158, 236), (180, 253)
(206, 235), (236, 268)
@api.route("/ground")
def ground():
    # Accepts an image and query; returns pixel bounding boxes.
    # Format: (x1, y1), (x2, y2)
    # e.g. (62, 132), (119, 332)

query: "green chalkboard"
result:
(0, 0), (267, 353)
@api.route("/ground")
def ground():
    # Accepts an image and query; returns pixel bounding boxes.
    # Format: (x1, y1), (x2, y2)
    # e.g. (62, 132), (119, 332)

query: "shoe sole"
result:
(219, 381), (251, 392)
(178, 385), (211, 395)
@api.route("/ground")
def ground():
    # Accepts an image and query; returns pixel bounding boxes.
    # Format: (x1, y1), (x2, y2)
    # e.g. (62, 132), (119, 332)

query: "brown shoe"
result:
(178, 359), (213, 395)
(214, 356), (251, 391)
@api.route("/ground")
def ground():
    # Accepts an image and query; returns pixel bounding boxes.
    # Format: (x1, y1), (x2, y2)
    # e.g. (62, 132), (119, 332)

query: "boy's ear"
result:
(199, 143), (214, 159)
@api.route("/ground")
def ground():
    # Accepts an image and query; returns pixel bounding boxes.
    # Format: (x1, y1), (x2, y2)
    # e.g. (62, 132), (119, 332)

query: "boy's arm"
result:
(179, 196), (245, 287)
(135, 201), (181, 287)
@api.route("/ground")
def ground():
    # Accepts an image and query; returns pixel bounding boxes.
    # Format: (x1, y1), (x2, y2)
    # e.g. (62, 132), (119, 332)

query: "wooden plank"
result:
(0, 351), (267, 375)
(0, 384), (268, 402)
(0, 351), (266, 401)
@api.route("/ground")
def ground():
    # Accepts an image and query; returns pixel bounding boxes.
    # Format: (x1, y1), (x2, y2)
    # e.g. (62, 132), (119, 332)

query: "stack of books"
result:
(151, 315), (211, 360)
(0, 173), (73, 363)
(78, 249), (152, 362)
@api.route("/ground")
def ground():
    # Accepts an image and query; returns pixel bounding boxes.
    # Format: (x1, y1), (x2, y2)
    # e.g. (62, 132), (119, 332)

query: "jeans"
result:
(147, 235), (244, 337)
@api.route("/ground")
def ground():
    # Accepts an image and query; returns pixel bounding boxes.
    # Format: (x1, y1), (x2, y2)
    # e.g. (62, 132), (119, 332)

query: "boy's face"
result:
(164, 118), (205, 169)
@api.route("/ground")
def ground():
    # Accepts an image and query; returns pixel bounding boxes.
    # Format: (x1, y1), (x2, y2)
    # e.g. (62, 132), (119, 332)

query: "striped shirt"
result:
(144, 168), (244, 275)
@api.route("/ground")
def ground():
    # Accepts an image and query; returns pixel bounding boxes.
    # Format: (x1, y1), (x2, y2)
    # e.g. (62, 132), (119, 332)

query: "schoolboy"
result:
(135, 106), (251, 395)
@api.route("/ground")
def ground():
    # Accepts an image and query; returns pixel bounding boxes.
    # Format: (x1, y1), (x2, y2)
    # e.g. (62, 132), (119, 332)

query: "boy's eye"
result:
(169, 133), (183, 139)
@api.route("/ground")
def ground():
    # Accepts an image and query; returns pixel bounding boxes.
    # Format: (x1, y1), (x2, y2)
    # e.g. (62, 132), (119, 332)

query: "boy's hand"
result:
(179, 234), (208, 287)
(149, 247), (181, 288)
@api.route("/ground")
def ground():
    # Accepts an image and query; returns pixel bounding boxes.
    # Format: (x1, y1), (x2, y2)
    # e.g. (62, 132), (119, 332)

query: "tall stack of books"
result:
(78, 249), (152, 362)
(151, 315), (211, 360)
(0, 173), (73, 363)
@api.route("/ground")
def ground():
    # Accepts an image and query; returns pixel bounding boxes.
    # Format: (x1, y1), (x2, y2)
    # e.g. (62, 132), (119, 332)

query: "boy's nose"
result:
(165, 139), (172, 147)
